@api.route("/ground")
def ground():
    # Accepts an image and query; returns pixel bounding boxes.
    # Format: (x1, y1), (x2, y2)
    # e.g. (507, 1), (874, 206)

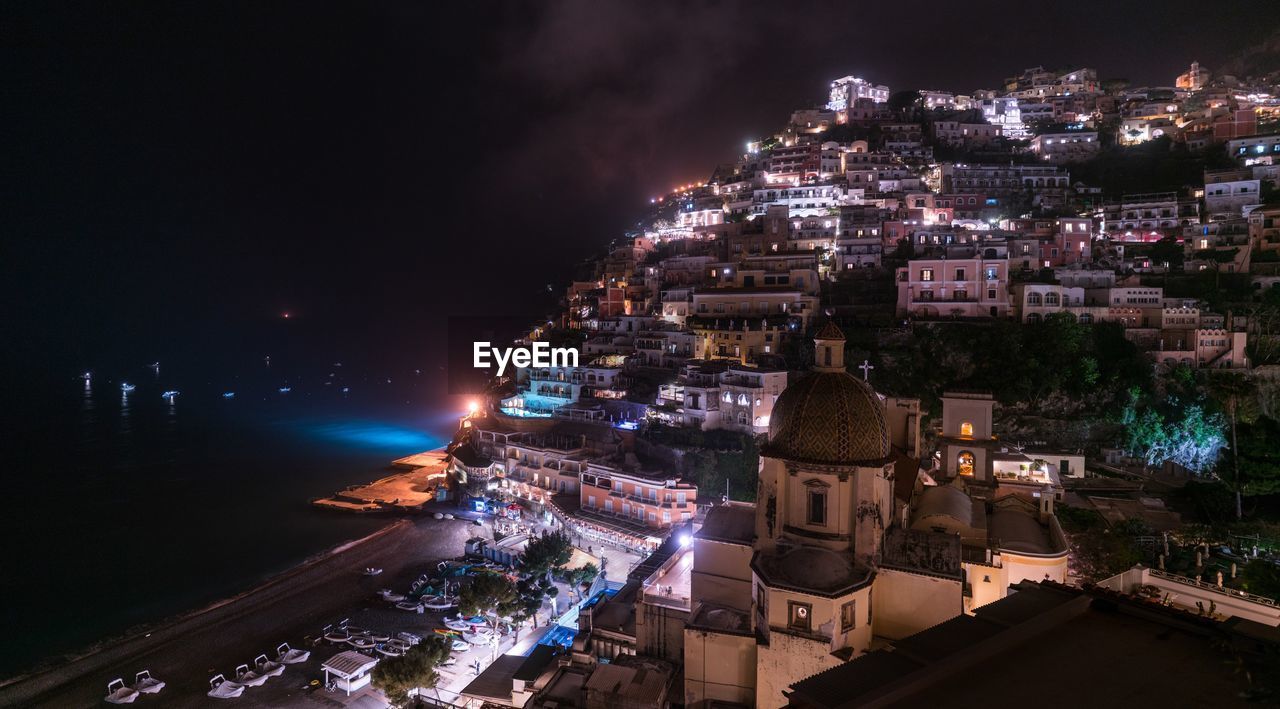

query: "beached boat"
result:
(347, 635), (376, 651)
(104, 678), (139, 704)
(276, 642), (310, 664)
(376, 645), (403, 658)
(366, 630), (391, 642)
(444, 618), (473, 632)
(396, 631), (422, 645)
(363, 567), (382, 576)
(387, 638), (412, 652)
(207, 674), (245, 699)
(439, 656), (457, 667)
(254, 654), (285, 678)
(422, 595), (457, 611)
(323, 627), (350, 644)
(450, 639), (470, 652)
(463, 631), (495, 646)
(378, 589), (406, 603)
(396, 601), (424, 613)
(234, 663), (269, 687)
(132, 670), (165, 694)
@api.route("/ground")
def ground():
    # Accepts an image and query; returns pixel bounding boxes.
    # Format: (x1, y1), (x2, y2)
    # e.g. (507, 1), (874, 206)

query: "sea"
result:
(0, 322), (462, 679)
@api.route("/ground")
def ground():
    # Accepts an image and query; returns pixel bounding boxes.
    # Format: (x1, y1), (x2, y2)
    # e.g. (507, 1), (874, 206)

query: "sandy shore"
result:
(0, 513), (481, 708)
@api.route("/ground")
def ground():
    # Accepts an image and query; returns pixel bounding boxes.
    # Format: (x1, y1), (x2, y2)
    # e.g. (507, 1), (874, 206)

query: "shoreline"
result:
(313, 447), (450, 513)
(0, 518), (410, 705)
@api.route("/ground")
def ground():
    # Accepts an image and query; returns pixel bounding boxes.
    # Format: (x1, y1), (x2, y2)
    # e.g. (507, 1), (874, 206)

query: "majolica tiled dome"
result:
(764, 321), (890, 465)
(765, 371), (890, 465)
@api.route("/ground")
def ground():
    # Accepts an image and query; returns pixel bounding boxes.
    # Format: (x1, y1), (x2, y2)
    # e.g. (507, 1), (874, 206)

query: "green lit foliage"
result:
(372, 636), (451, 707)
(1123, 398), (1226, 475)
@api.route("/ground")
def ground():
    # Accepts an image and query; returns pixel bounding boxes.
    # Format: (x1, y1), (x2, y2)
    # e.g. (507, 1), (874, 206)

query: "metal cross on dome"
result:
(858, 359), (874, 381)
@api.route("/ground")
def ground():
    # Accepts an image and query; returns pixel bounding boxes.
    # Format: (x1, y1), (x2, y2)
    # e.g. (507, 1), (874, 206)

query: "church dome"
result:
(764, 322), (890, 466)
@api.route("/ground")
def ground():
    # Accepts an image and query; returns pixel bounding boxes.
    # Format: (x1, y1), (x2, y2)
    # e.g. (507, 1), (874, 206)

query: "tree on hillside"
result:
(372, 635), (451, 707)
(1205, 372), (1261, 519)
(1124, 399), (1226, 475)
(458, 572), (521, 659)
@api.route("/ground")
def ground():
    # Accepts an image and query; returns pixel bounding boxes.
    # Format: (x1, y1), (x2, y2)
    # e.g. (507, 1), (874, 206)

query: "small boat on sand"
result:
(234, 663), (268, 687)
(423, 595), (457, 611)
(396, 601), (424, 613)
(207, 674), (244, 699)
(254, 654), (285, 678)
(378, 589), (406, 603)
(104, 678), (139, 704)
(323, 627), (351, 644)
(276, 642), (310, 664)
(348, 636), (377, 651)
(133, 670), (165, 694)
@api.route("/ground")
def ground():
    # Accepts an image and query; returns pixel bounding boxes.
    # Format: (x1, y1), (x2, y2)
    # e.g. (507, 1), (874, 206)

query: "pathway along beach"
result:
(0, 515), (477, 707)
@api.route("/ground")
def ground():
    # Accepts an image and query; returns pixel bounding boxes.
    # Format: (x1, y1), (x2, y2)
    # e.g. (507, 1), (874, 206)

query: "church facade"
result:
(682, 323), (1068, 708)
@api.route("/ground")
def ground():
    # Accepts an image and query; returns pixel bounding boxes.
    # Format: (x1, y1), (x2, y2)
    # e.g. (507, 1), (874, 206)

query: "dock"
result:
(313, 449), (450, 513)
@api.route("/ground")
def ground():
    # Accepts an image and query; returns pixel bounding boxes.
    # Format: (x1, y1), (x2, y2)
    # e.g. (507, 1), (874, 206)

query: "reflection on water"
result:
(0, 369), (452, 678)
(299, 420), (441, 451)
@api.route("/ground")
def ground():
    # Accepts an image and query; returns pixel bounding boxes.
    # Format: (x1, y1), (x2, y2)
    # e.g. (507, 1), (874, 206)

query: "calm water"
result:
(0, 353), (459, 678)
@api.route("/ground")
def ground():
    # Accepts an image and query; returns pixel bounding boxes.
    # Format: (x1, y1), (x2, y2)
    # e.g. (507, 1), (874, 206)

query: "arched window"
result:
(960, 422), (974, 437)
(1045, 293), (1060, 306)
(722, 391), (732, 403)
(737, 394), (749, 406)
(1028, 293), (1042, 305)
(958, 451), (975, 477)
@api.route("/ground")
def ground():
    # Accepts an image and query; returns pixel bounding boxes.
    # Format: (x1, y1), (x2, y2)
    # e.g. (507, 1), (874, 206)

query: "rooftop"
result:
(697, 504), (756, 546)
(786, 581), (1280, 709)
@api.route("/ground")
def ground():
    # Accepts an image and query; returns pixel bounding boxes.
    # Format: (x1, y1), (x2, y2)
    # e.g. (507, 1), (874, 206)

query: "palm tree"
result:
(1206, 371), (1257, 519)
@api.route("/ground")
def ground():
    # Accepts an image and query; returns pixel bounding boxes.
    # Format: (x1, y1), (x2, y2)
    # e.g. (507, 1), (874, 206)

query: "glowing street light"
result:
(467, 400), (479, 416)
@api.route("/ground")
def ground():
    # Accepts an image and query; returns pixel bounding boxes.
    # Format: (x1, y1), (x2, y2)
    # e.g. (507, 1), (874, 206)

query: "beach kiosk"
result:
(321, 650), (379, 695)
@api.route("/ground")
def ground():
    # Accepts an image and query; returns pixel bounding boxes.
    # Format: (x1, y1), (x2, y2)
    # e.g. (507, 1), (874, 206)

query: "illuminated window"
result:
(958, 451), (975, 477)
(789, 601), (812, 632)
(960, 421), (974, 436)
(921, 268), (934, 282)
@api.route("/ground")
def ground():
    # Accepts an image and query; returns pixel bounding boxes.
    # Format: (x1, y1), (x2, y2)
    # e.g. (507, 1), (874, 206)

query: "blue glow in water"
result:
(299, 419), (444, 452)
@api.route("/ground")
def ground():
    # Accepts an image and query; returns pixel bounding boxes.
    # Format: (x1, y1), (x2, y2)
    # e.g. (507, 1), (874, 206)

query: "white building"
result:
(1029, 131), (1099, 162)
(827, 76), (890, 111)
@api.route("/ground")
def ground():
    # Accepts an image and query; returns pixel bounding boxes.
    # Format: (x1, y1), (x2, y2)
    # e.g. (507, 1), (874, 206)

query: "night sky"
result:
(6, 1), (1280, 376)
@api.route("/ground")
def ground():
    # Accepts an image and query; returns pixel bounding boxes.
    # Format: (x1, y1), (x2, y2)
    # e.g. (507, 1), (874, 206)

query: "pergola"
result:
(321, 650), (379, 696)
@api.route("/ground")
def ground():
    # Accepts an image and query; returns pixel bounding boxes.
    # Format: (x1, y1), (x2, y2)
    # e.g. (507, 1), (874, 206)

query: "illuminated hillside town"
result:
(12, 23), (1280, 709)
(415, 62), (1280, 708)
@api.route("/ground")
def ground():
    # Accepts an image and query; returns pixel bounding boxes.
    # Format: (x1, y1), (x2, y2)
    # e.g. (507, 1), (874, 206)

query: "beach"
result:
(0, 513), (480, 708)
